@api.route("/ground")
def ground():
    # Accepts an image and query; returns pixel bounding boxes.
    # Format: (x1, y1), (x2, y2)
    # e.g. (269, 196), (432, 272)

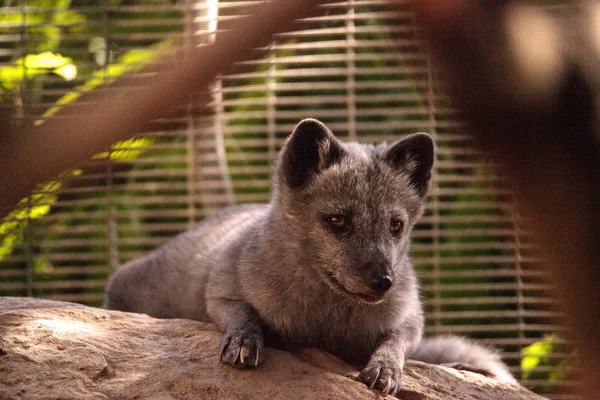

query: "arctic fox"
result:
(105, 118), (516, 394)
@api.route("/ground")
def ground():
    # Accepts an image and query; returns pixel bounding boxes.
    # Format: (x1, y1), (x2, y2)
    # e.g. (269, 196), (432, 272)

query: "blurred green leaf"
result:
(0, 52), (77, 90)
(0, 170), (80, 261)
(93, 137), (155, 161)
(521, 335), (558, 380)
(37, 41), (171, 124)
(0, 1), (85, 50)
(20, 52), (74, 71)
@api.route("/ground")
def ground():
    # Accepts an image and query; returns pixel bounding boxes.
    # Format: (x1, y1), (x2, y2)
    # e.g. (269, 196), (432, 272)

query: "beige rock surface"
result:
(0, 297), (546, 400)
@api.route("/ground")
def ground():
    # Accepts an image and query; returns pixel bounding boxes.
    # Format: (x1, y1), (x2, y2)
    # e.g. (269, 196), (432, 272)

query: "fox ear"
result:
(279, 118), (345, 188)
(385, 133), (435, 197)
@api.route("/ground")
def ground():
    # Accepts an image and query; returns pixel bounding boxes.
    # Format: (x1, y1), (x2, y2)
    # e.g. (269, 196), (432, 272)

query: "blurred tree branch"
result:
(0, 0), (330, 215)
(412, 2), (599, 399)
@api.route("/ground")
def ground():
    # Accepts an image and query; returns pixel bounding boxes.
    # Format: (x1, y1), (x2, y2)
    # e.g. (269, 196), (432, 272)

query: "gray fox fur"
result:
(105, 118), (516, 395)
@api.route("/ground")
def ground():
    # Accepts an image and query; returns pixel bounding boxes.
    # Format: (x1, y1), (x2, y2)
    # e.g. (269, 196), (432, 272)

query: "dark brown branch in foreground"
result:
(0, 0), (330, 215)
(412, 2), (599, 399)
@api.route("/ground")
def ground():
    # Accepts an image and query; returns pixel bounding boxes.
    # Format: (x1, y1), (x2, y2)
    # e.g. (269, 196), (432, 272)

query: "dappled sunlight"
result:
(31, 318), (103, 337)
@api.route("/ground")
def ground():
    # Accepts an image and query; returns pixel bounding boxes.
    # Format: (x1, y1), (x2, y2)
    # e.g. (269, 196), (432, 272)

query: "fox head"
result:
(272, 118), (434, 304)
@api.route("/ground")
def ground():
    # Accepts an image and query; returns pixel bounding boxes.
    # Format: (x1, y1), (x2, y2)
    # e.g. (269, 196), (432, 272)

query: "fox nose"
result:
(370, 275), (393, 294)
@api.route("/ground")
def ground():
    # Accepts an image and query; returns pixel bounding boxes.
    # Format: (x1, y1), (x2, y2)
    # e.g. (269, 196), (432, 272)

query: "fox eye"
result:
(390, 219), (404, 236)
(326, 215), (348, 232)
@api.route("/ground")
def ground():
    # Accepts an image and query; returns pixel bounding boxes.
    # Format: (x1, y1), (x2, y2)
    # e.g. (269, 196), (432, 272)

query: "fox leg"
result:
(207, 298), (265, 368)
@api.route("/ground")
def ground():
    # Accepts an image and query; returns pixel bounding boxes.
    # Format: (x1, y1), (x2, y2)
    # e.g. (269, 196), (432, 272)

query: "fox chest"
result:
(260, 301), (385, 363)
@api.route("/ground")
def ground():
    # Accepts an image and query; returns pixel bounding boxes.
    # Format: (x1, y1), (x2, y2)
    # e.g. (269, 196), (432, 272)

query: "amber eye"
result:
(328, 215), (346, 229)
(390, 219), (403, 236)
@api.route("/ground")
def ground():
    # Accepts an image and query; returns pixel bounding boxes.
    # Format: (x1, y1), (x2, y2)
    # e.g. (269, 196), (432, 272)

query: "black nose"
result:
(370, 275), (393, 294)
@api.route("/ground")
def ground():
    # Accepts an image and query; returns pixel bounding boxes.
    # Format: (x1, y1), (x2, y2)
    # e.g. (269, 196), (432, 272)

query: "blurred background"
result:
(0, 0), (578, 398)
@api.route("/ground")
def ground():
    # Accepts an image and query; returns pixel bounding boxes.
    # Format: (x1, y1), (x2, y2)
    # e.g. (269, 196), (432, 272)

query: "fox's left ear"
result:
(384, 133), (435, 198)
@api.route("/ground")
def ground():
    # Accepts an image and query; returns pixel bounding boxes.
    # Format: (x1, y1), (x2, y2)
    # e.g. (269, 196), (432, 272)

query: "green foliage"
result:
(38, 41), (171, 123)
(0, 52), (77, 90)
(0, 133), (155, 261)
(522, 338), (554, 377)
(0, 0), (85, 51)
(0, 0), (175, 303)
(93, 137), (156, 161)
(0, 37), (166, 256)
(0, 170), (82, 261)
(521, 334), (574, 393)
(0, 0), (83, 107)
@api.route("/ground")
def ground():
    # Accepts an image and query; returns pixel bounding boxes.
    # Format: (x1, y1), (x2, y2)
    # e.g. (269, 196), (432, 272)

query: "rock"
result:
(0, 297), (546, 400)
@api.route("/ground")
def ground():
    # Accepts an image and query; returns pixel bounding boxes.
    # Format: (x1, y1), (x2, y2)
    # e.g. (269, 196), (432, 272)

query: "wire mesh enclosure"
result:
(0, 1), (577, 398)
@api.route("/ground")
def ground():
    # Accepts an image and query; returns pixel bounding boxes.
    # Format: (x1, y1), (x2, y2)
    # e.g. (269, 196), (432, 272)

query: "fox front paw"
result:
(220, 328), (265, 368)
(357, 360), (403, 396)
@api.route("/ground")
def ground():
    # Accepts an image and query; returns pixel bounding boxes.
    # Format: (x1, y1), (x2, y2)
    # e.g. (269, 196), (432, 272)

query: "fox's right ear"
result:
(279, 118), (345, 188)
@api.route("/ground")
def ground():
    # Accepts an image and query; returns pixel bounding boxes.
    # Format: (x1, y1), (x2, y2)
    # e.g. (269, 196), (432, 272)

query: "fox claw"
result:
(358, 361), (402, 396)
(220, 328), (264, 369)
